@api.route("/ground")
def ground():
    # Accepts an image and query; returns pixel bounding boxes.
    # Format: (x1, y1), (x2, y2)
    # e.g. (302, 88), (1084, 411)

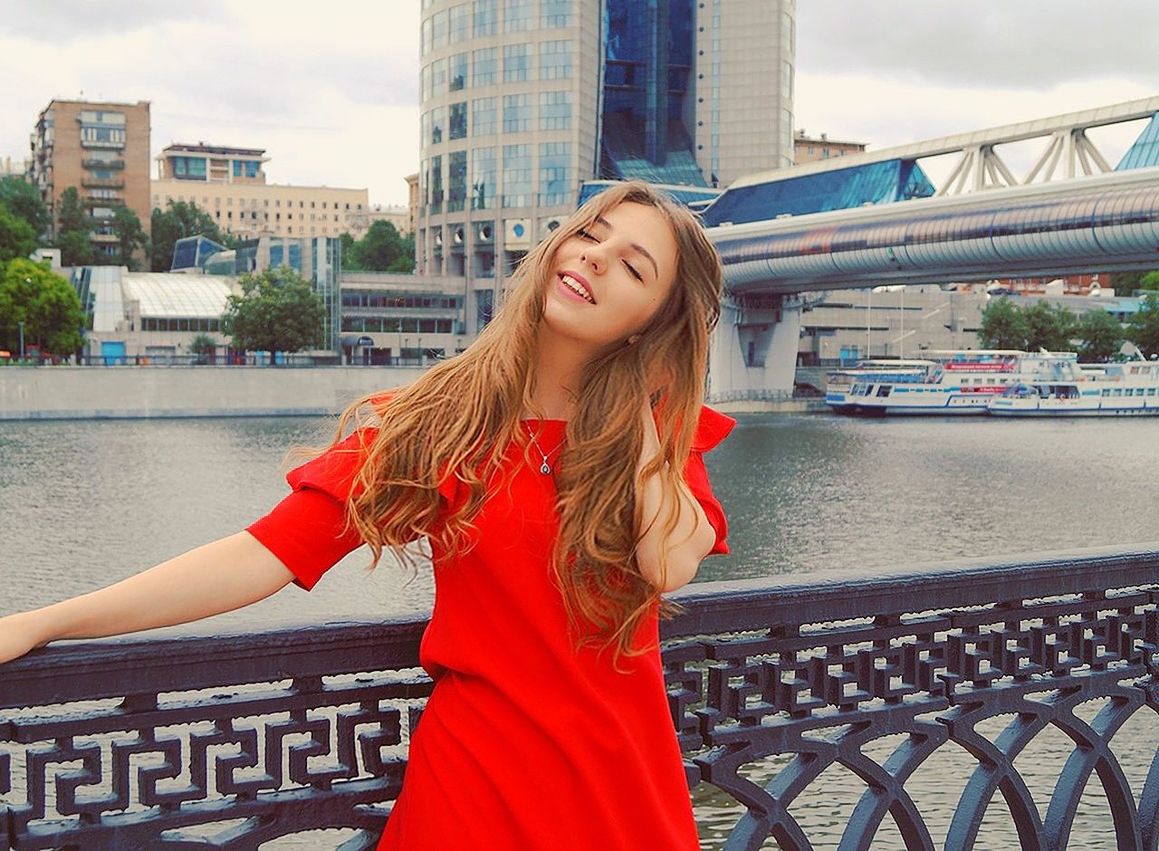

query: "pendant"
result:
(539, 459), (551, 475)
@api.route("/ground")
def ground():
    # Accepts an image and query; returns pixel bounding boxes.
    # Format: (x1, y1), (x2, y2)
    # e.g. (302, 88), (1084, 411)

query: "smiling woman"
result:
(0, 181), (734, 849)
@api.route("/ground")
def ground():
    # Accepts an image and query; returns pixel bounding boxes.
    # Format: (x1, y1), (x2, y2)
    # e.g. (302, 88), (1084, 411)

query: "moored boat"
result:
(987, 360), (1159, 416)
(825, 350), (1076, 415)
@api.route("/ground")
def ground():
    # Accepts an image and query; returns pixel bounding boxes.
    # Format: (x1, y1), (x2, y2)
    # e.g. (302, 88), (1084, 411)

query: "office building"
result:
(152, 143), (371, 241)
(29, 99), (152, 256)
(794, 130), (867, 164)
(417, 0), (795, 333)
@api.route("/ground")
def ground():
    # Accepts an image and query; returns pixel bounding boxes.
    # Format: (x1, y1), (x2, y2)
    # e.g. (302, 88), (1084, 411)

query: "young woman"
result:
(0, 180), (734, 849)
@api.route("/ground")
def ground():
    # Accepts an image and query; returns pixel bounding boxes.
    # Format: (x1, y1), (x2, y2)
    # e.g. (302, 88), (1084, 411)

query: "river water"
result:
(2, 413), (1157, 848)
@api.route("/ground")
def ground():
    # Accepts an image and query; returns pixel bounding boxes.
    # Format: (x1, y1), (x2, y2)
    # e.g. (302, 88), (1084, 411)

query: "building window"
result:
(448, 151), (468, 212)
(431, 155), (444, 213)
(432, 9), (449, 49)
(172, 156), (207, 180)
(432, 58), (448, 95)
(538, 142), (571, 205)
(502, 93), (531, 132)
(421, 64), (432, 100)
(538, 91), (571, 130)
(472, 147), (496, 210)
(541, 0), (572, 27)
(449, 102), (468, 140)
(431, 106), (446, 144)
(502, 143), (532, 208)
(449, 2), (470, 43)
(449, 52), (469, 91)
(472, 47), (498, 86)
(539, 39), (572, 79)
(473, 0), (497, 36)
(503, 43), (533, 83)
(472, 97), (497, 136)
(421, 16), (432, 56)
(503, 0), (534, 32)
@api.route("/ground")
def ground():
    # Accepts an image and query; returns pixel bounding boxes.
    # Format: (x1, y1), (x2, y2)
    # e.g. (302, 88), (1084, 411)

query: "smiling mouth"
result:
(559, 273), (596, 304)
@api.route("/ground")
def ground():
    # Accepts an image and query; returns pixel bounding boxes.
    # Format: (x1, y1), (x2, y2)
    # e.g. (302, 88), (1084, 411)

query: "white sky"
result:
(0, 1), (1156, 207)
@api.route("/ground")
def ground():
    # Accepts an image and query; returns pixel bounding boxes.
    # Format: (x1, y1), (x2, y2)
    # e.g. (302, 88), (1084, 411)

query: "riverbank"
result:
(0, 366), (426, 420)
(0, 366), (830, 419)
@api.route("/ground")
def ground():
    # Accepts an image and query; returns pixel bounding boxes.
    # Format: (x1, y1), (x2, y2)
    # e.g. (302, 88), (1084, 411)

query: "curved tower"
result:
(417, 0), (795, 334)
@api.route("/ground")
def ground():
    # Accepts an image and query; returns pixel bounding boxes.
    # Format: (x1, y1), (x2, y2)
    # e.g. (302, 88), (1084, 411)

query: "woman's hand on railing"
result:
(0, 532), (297, 664)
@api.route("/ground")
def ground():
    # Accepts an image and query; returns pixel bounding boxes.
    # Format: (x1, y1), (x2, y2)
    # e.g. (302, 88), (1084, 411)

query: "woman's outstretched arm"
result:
(0, 531), (295, 665)
(634, 404), (717, 592)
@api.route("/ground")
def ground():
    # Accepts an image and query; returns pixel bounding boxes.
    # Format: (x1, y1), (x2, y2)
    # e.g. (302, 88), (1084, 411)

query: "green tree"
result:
(978, 297), (1029, 349)
(150, 200), (232, 272)
(0, 176), (51, 238)
(0, 258), (85, 357)
(1110, 270), (1149, 295)
(111, 206), (148, 270)
(342, 221), (414, 273)
(1023, 300), (1076, 352)
(1127, 293), (1159, 358)
(54, 187), (94, 266)
(188, 332), (218, 364)
(0, 205), (37, 264)
(1138, 271), (1159, 292)
(222, 267), (325, 363)
(1074, 308), (1124, 362)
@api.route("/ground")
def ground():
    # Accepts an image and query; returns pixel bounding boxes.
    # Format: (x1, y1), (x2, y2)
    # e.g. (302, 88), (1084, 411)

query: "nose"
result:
(580, 243), (606, 274)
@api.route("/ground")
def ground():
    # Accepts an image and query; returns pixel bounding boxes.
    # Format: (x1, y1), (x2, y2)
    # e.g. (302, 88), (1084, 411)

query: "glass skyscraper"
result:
(418, 0), (796, 332)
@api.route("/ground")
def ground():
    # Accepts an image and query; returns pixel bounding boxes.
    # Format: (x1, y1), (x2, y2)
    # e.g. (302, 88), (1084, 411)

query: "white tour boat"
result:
(825, 350), (1078, 415)
(987, 359), (1159, 416)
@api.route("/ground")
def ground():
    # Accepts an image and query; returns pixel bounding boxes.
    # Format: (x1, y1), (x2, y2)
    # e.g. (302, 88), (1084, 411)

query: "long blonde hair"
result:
(337, 181), (723, 656)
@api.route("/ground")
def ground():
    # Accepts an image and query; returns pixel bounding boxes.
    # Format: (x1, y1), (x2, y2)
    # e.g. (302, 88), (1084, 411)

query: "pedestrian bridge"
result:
(700, 96), (1159, 403)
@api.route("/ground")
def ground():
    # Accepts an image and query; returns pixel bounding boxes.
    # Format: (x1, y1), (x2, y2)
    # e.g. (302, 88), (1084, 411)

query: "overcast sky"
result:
(1, 1), (1156, 207)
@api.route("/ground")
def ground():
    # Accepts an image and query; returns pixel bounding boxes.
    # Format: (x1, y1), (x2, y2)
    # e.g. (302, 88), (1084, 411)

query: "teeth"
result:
(560, 274), (594, 303)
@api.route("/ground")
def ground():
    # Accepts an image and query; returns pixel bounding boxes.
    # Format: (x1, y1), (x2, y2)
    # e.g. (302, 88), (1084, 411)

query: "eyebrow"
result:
(594, 215), (659, 280)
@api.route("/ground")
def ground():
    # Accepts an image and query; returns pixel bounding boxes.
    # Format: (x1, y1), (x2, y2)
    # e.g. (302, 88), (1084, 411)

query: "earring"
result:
(627, 334), (641, 345)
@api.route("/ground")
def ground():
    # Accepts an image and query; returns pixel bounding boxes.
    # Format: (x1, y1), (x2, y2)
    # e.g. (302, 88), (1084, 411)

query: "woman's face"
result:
(542, 201), (679, 354)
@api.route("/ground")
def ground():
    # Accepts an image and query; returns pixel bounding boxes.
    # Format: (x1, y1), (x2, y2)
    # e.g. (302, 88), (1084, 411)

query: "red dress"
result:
(247, 406), (735, 850)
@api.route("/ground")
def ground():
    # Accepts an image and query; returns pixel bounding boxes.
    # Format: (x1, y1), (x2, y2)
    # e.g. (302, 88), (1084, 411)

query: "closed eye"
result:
(577, 227), (598, 242)
(623, 260), (643, 281)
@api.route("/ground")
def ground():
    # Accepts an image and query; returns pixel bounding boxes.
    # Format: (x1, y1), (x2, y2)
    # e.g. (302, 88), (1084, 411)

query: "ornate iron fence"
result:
(2, 545), (1157, 850)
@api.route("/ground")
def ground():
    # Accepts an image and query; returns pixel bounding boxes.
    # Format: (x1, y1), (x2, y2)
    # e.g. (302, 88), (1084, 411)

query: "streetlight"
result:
(17, 320), (25, 361)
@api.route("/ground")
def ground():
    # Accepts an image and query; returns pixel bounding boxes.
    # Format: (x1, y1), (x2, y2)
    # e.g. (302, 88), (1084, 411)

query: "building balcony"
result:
(80, 139), (125, 150)
(81, 177), (125, 189)
(82, 196), (124, 208)
(89, 232), (119, 243)
(2, 545), (1157, 849)
(82, 158), (124, 170)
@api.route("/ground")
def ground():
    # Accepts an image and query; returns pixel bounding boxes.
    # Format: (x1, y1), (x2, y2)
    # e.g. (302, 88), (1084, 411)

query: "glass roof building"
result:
(418, 0), (795, 333)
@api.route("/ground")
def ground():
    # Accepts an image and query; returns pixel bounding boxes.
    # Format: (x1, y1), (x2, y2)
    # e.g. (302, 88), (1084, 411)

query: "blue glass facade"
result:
(700, 159), (936, 227)
(1117, 114), (1159, 171)
(600, 0), (704, 186)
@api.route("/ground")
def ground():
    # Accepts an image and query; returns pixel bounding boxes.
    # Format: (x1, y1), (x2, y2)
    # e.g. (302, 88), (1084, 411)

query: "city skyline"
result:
(1, 1), (1156, 207)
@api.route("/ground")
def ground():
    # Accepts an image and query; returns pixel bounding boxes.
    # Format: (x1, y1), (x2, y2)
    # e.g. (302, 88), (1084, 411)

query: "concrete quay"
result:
(0, 366), (426, 420)
(0, 366), (831, 420)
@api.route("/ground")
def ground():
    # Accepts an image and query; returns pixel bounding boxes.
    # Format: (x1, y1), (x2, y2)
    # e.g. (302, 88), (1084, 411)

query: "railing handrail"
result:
(5, 542), (1157, 710)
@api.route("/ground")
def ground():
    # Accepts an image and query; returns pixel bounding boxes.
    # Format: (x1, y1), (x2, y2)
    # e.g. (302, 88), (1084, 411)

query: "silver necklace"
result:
(526, 428), (564, 475)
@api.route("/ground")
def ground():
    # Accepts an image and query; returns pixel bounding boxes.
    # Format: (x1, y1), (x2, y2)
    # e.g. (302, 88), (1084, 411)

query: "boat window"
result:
(1102, 389), (1110, 397)
(876, 385), (891, 397)
(1148, 388), (1157, 396)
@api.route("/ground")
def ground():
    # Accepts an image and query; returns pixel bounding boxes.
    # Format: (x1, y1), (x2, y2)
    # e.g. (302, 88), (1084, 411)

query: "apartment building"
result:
(29, 99), (152, 256)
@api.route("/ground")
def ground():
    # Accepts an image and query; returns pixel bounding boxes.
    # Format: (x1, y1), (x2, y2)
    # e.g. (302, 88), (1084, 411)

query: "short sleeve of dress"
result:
(682, 405), (735, 556)
(246, 428), (377, 590)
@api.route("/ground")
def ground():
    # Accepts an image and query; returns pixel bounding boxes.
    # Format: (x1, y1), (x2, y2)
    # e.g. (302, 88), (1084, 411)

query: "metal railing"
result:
(2, 545), (1157, 849)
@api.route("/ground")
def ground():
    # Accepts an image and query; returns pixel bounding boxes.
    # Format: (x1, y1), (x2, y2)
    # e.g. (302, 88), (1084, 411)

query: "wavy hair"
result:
(335, 181), (723, 656)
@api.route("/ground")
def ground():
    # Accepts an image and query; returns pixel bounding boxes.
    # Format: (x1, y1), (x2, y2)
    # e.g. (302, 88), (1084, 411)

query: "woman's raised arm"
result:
(0, 531), (295, 665)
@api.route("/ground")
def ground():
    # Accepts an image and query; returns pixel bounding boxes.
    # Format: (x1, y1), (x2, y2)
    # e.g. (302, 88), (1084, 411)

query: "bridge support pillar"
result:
(707, 294), (804, 407)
